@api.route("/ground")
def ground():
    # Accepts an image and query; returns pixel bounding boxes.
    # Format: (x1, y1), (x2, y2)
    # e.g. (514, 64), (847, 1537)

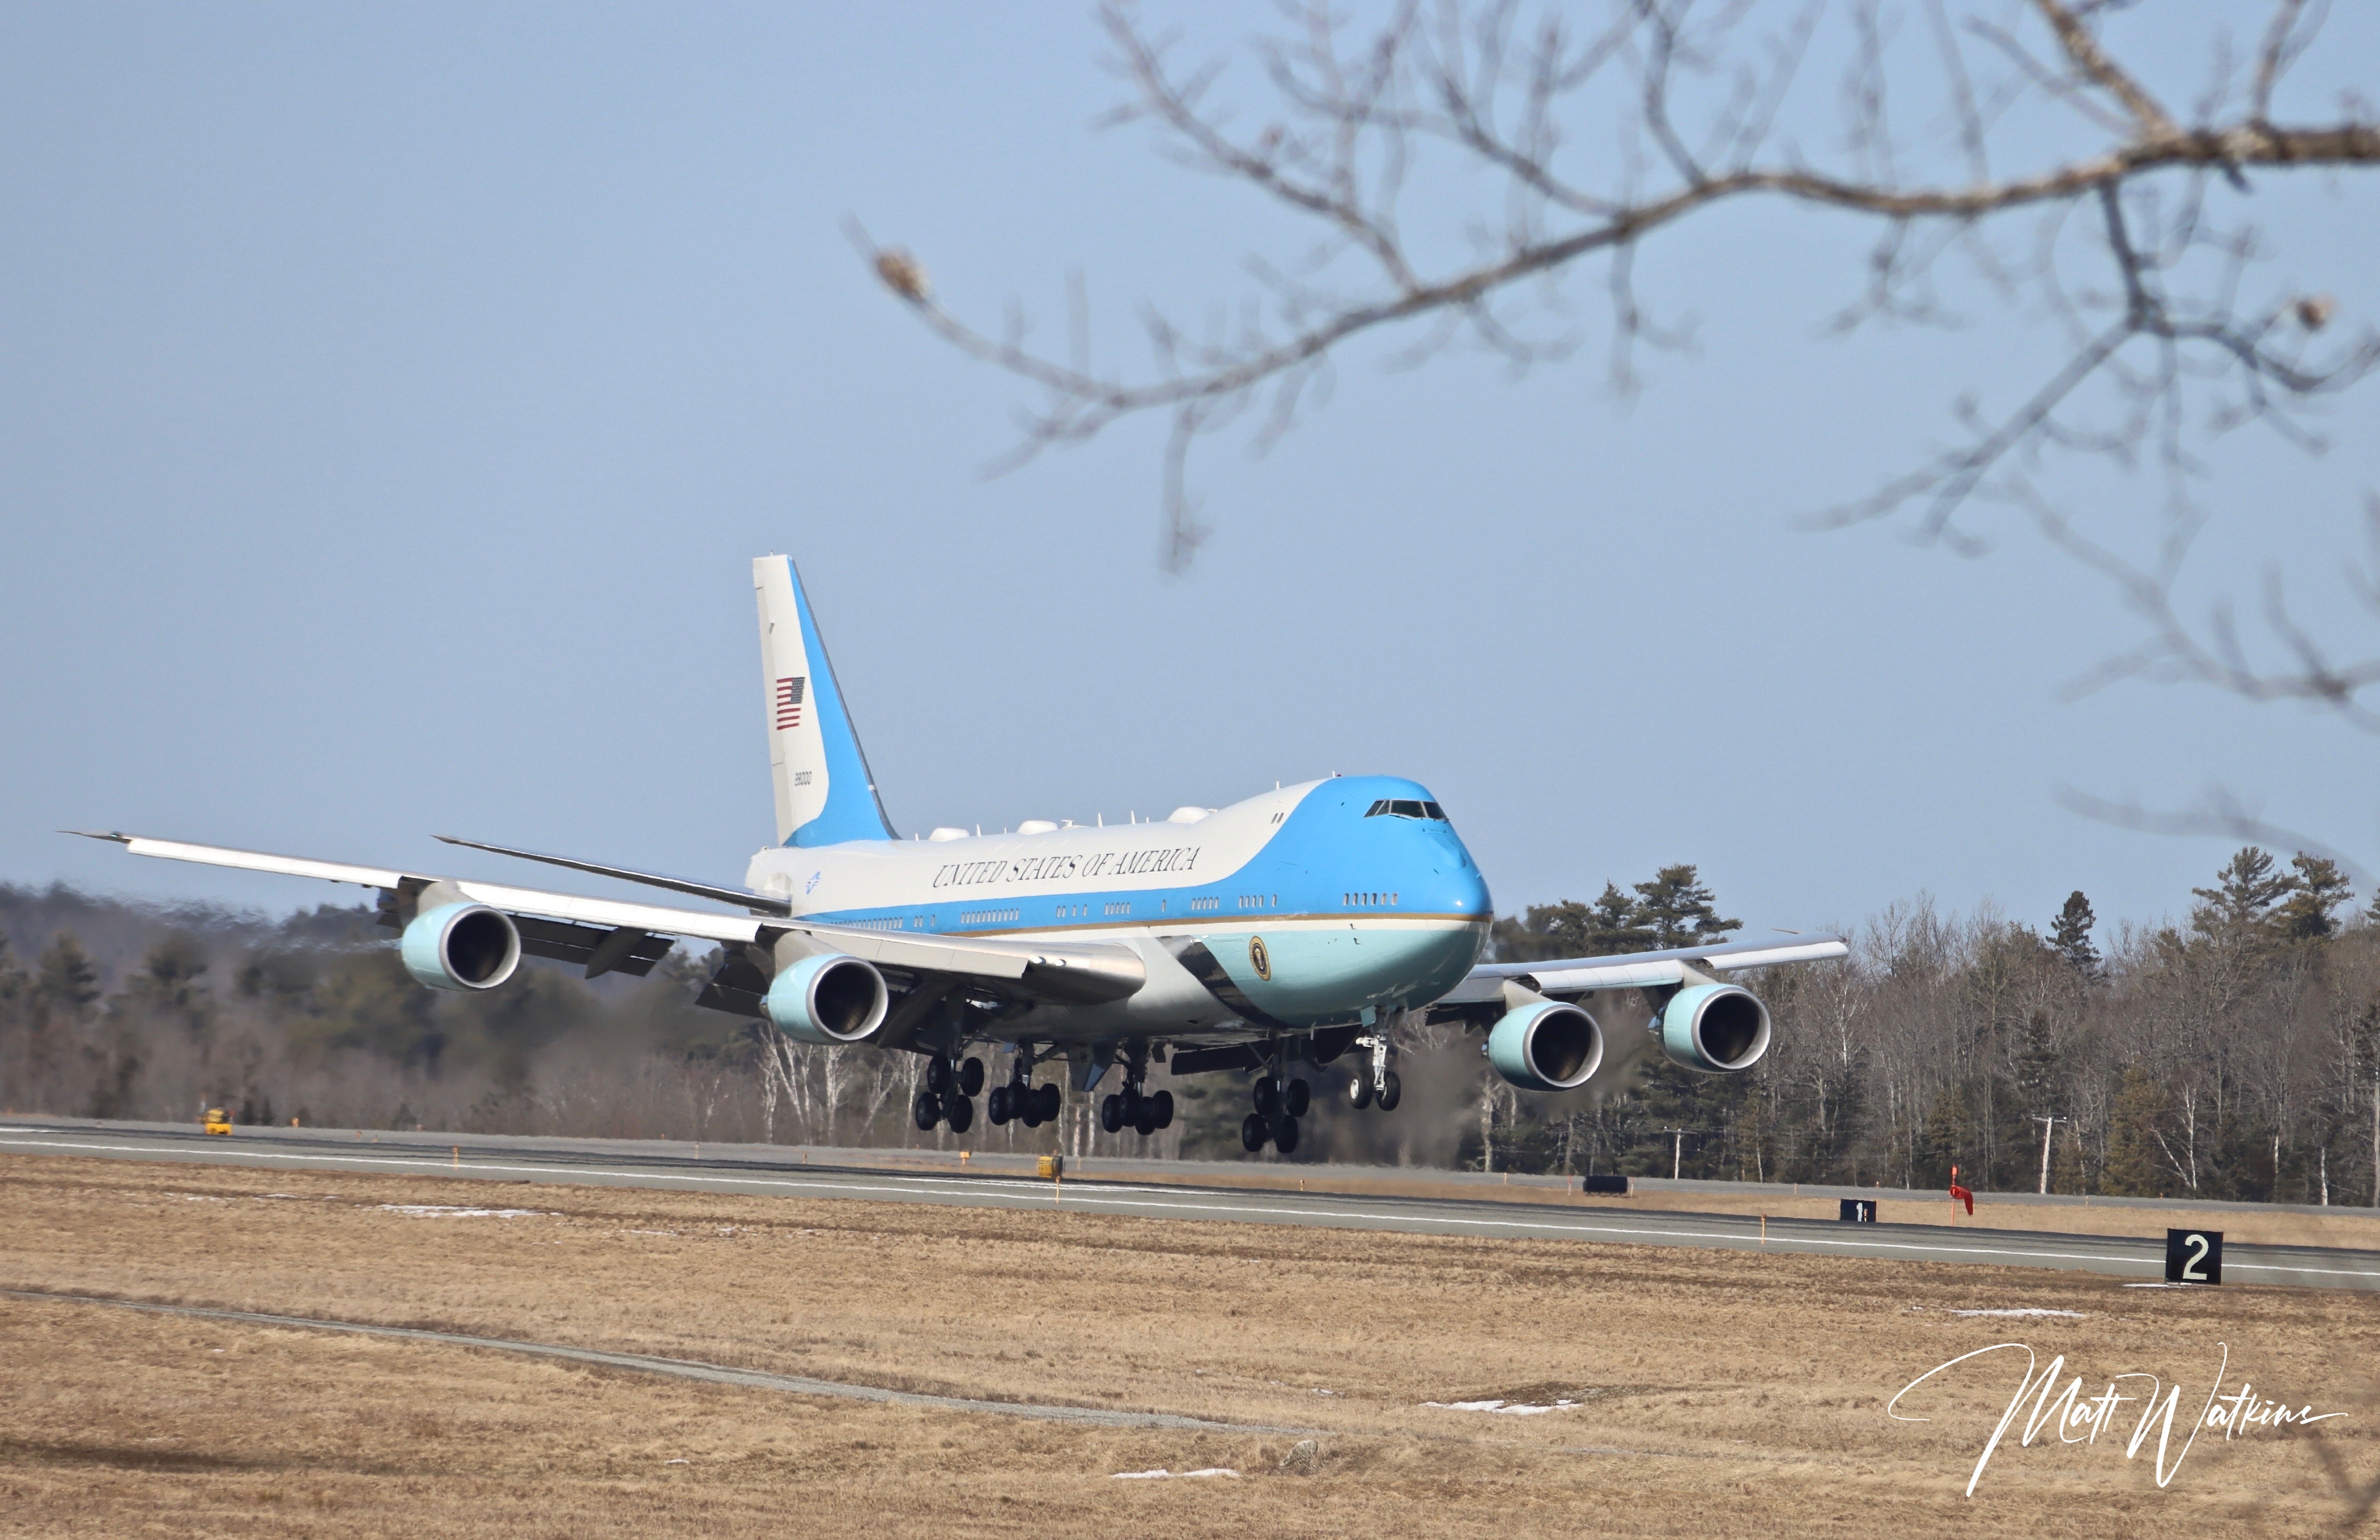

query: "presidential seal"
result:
(1249, 935), (1272, 982)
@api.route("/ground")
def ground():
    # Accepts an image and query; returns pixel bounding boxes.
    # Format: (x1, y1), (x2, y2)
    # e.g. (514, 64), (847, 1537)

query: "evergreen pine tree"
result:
(1631, 865), (1741, 948)
(2275, 854), (2351, 943)
(2103, 1066), (2171, 1197)
(2190, 847), (2298, 942)
(2049, 891), (2101, 977)
(1915, 1082), (1972, 1188)
(33, 936), (101, 1022)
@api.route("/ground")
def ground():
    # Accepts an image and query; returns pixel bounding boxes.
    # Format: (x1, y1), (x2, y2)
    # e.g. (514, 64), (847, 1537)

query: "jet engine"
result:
(1487, 1000), (1603, 1091)
(1657, 983), (1772, 1072)
(399, 902), (522, 992)
(765, 952), (891, 1045)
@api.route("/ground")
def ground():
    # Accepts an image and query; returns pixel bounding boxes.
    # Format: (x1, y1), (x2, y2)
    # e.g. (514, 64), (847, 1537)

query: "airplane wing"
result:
(73, 833), (1145, 1007)
(1432, 933), (1848, 1005)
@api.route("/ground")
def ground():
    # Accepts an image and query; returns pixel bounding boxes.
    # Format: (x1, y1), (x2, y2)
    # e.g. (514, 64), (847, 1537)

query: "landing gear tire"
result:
(913, 1090), (941, 1131)
(987, 1086), (1011, 1125)
(1133, 1104), (1158, 1137)
(1284, 1078), (1311, 1117)
(1150, 1089), (1174, 1130)
(958, 1057), (986, 1097)
(1377, 1070), (1402, 1112)
(1035, 1083), (1062, 1123)
(946, 1095), (974, 1135)
(925, 1058), (953, 1095)
(1347, 1075), (1373, 1110)
(1273, 1113), (1301, 1155)
(1252, 1076), (1280, 1118)
(1240, 1113), (1267, 1153)
(1100, 1094), (1124, 1134)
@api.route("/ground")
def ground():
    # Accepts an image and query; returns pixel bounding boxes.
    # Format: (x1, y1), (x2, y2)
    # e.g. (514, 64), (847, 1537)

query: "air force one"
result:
(81, 555), (1845, 1155)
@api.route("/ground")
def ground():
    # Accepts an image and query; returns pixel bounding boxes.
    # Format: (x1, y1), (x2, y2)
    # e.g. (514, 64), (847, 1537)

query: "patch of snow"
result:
(1112, 1468), (1238, 1480)
(1951, 1308), (2085, 1319)
(1311, 1388), (1337, 1396)
(665, 1458), (690, 1465)
(167, 1194), (227, 1202)
(377, 1204), (548, 1218)
(1424, 1398), (1581, 1415)
(627, 1229), (676, 1237)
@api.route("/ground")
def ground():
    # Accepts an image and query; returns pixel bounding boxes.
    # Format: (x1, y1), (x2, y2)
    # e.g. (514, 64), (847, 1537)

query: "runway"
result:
(7, 1117), (2378, 1291)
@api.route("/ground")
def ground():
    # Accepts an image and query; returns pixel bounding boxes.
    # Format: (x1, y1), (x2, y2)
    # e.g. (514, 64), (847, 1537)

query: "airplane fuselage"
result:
(747, 775), (1491, 1044)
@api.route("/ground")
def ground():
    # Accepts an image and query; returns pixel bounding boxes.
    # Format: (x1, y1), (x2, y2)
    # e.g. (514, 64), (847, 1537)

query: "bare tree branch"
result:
(863, 0), (2380, 776)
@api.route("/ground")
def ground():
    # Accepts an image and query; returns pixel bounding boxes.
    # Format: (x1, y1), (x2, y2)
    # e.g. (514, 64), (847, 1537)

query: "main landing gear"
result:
(1240, 1072), (1310, 1154)
(913, 1053), (987, 1133)
(985, 1057), (1062, 1129)
(1098, 1079), (1175, 1138)
(1343, 1032), (1401, 1113)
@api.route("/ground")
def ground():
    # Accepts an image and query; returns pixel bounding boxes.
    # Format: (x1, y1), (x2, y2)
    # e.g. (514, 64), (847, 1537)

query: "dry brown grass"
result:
(2, 1151), (2375, 1537)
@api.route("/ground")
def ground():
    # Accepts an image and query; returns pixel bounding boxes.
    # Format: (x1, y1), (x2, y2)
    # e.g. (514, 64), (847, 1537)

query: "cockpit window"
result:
(1365, 798), (1449, 820)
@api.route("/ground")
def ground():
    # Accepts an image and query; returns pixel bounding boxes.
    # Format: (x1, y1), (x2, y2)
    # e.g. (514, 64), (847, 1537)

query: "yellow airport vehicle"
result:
(202, 1108), (232, 1136)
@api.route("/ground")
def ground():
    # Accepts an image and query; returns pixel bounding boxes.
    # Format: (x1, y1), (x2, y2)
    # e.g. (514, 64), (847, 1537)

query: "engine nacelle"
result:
(399, 902), (522, 992)
(1487, 1000), (1603, 1091)
(1658, 983), (1772, 1072)
(764, 952), (891, 1045)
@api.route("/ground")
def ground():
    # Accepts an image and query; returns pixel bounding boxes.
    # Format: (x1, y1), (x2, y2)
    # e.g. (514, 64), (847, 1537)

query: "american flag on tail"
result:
(775, 676), (806, 731)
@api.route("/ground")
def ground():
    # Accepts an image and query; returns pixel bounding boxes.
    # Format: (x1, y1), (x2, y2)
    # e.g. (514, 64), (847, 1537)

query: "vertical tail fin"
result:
(753, 555), (896, 847)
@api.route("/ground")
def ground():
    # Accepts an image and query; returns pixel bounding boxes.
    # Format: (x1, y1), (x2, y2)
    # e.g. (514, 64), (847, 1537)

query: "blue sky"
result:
(2, 3), (2372, 937)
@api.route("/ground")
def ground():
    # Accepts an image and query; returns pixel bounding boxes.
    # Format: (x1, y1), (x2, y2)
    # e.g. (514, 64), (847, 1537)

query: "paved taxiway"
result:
(7, 1118), (2377, 1291)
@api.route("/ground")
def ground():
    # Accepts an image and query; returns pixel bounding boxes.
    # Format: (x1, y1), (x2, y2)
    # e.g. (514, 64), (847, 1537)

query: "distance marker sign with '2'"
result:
(2165, 1228), (2223, 1284)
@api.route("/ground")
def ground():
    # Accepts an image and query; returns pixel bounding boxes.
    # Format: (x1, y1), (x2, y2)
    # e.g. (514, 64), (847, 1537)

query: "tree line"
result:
(3, 849), (2376, 1201)
(1481, 851), (2380, 1204)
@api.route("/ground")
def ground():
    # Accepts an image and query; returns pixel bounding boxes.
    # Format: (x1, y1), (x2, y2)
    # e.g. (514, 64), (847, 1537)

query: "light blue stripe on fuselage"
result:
(801, 775), (1489, 936)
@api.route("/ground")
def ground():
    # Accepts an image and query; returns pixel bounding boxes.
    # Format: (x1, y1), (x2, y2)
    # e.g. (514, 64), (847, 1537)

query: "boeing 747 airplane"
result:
(80, 556), (1846, 1155)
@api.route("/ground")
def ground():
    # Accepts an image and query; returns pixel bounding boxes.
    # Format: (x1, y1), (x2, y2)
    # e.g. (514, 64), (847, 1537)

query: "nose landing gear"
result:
(1344, 1032), (1400, 1113)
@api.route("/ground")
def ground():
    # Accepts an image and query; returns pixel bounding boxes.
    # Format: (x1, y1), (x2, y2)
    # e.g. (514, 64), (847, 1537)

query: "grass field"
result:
(3, 1151), (2375, 1537)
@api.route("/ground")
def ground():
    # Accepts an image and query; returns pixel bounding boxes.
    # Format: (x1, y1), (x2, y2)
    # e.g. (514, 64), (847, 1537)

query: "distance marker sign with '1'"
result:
(2165, 1228), (2223, 1284)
